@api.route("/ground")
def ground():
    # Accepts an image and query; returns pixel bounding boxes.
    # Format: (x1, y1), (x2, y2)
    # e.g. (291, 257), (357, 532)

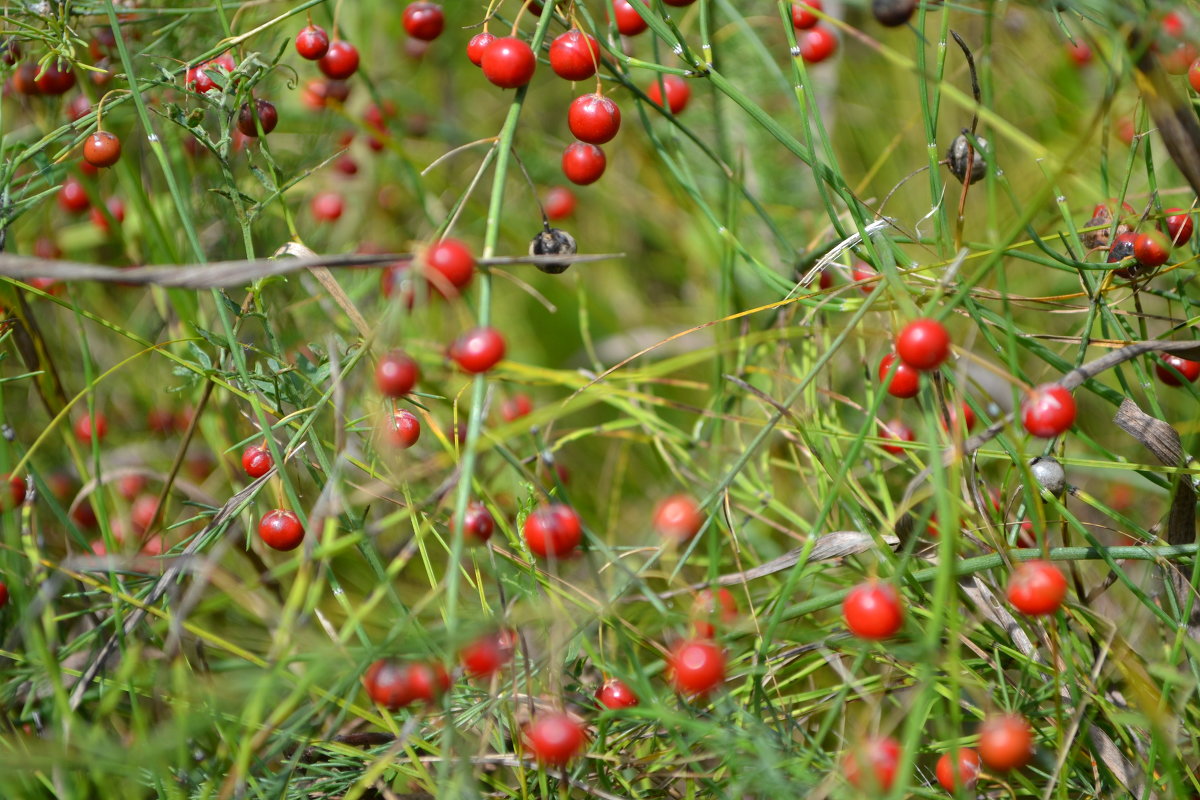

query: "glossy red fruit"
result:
(842, 581), (903, 640)
(186, 53), (235, 93)
(455, 501), (496, 544)
(375, 350), (420, 397)
(36, 61), (76, 94)
(461, 629), (516, 677)
(1133, 231), (1170, 268)
(613, 0), (649, 35)
(896, 318), (950, 372)
(83, 131), (121, 168)
(797, 25), (838, 63)
(878, 354), (920, 399)
(1190, 58), (1200, 92)
(405, 661), (450, 703)
(978, 713), (1034, 771)
(669, 638), (725, 696)
(258, 508), (304, 551)
(295, 24), (330, 59)
(879, 419), (915, 455)
(654, 494), (704, 543)
(501, 393), (533, 422)
(241, 444), (273, 478)
(236, 99), (278, 137)
(936, 747), (982, 792)
(562, 142), (606, 185)
(422, 238), (475, 295)
(691, 587), (737, 638)
(1065, 39), (1091, 65)
(311, 191), (344, 222)
(403, 3), (445, 41)
(59, 176), (90, 213)
(130, 494), (160, 534)
(549, 30), (601, 81)
(523, 503), (583, 558)
(450, 327), (506, 373)
(1020, 384), (1075, 438)
(481, 36), (536, 88)
(1156, 354), (1200, 387)
(568, 93), (621, 145)
(1164, 208), (1194, 246)
(646, 74), (690, 114)
(75, 412), (107, 444)
(318, 40), (360, 79)
(596, 678), (639, 709)
(467, 32), (496, 66)
(385, 409), (421, 448)
(524, 713), (587, 767)
(843, 736), (901, 791)
(792, 0), (822, 29)
(363, 658), (413, 709)
(1007, 560), (1067, 615)
(851, 261), (876, 293)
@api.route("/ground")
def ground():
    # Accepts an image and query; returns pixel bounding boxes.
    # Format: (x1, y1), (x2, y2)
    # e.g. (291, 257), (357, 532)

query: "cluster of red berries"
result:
(791, 1), (838, 64)
(1092, 201), (1195, 280)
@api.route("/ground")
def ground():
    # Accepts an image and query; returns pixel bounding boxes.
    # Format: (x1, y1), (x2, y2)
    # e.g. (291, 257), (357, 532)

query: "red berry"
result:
(67, 94), (93, 122)
(301, 78), (350, 109)
(58, 176), (90, 213)
(83, 131), (121, 168)
(318, 41), (360, 80)
(797, 25), (838, 63)
(501, 393), (533, 422)
(363, 658), (413, 709)
(1164, 207), (1194, 246)
(596, 678), (639, 709)
(295, 24), (330, 60)
(978, 713), (1034, 771)
(1189, 57), (1200, 92)
(895, 318), (950, 372)
(422, 238), (475, 295)
(1020, 383), (1075, 438)
(236, 99), (278, 137)
(668, 638), (726, 696)
(90, 196), (125, 234)
(311, 191), (344, 222)
(524, 712), (587, 767)
(405, 661), (450, 703)
(646, 74), (690, 114)
(460, 629), (516, 677)
(35, 61), (76, 94)
(523, 503), (582, 558)
(1133, 231), (1170, 268)
(691, 587), (737, 638)
(562, 141), (607, 185)
(792, 0), (822, 29)
(936, 747), (982, 792)
(75, 412), (108, 444)
(1156, 354), (1200, 387)
(1006, 560), (1067, 615)
(0, 580), (7, 608)
(241, 444), (273, 478)
(542, 187), (576, 222)
(375, 350), (420, 397)
(1163, 11), (1187, 38)
(1163, 41), (1199, 75)
(403, 3), (445, 41)
(186, 53), (235, 93)
(843, 735), (901, 791)
(450, 327), (506, 373)
(455, 501), (496, 544)
(467, 32), (496, 67)
(654, 493), (704, 543)
(568, 93), (621, 145)
(258, 509), (304, 551)
(842, 581), (903, 640)
(130, 494), (160, 534)
(1065, 39), (1091, 65)
(481, 36), (536, 89)
(549, 30), (601, 81)
(879, 419), (914, 455)
(878, 354), (920, 399)
(3, 474), (25, 510)
(384, 409), (421, 448)
(613, 0), (649, 35)
(851, 261), (876, 293)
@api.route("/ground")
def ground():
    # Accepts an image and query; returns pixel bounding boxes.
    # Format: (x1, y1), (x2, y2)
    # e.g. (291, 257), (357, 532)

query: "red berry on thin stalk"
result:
(895, 318), (950, 371)
(481, 37), (536, 88)
(646, 74), (690, 114)
(568, 93), (621, 145)
(978, 713), (1034, 771)
(258, 508), (304, 551)
(75, 412), (108, 444)
(295, 25), (330, 60)
(524, 713), (587, 767)
(186, 53), (235, 93)
(612, 0), (649, 36)
(523, 503), (582, 558)
(878, 353), (920, 399)
(403, 3), (445, 41)
(467, 32), (496, 67)
(375, 351), (420, 397)
(363, 658), (413, 709)
(842, 581), (903, 639)
(843, 736), (902, 791)
(460, 629), (516, 677)
(1020, 384), (1075, 438)
(1133, 231), (1170, 268)
(318, 40), (360, 79)
(596, 678), (639, 709)
(562, 142), (607, 185)
(1006, 560), (1067, 615)
(878, 419), (914, 455)
(83, 131), (121, 168)
(311, 191), (344, 222)
(241, 444), (273, 478)
(59, 176), (90, 213)
(422, 238), (475, 295)
(36, 61), (76, 94)
(236, 99), (278, 137)
(669, 638), (726, 696)
(1156, 354), (1200, 387)
(792, 0), (822, 29)
(935, 747), (982, 792)
(1164, 208), (1194, 246)
(455, 501), (496, 544)
(450, 327), (506, 373)
(384, 409), (421, 448)
(549, 30), (601, 81)
(654, 494), (704, 543)
(797, 25), (837, 63)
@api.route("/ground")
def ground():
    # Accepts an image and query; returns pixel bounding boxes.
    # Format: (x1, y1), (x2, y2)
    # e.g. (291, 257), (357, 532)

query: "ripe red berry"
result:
(241, 444), (273, 478)
(90, 196), (125, 234)
(562, 141), (607, 185)
(524, 712), (587, 767)
(1020, 383), (1075, 438)
(295, 24), (330, 60)
(461, 629), (516, 677)
(549, 30), (601, 81)
(384, 409), (421, 448)
(236, 99), (278, 137)
(67, 94), (93, 123)
(878, 353), (920, 399)
(1163, 41), (1199, 75)
(879, 419), (915, 455)
(501, 393), (533, 422)
(1156, 354), (1200, 387)
(403, 3), (445, 41)
(691, 587), (737, 638)
(450, 327), (505, 374)
(1065, 39), (1091, 65)
(843, 735), (901, 791)
(467, 32), (496, 66)
(375, 350), (420, 397)
(842, 581), (903, 640)
(404, 661), (450, 703)
(523, 503), (583, 558)
(2, 474), (25, 511)
(311, 191), (344, 222)
(936, 747), (982, 792)
(36, 61), (76, 94)
(978, 713), (1034, 771)
(1006, 560), (1067, 615)
(318, 40), (360, 80)
(75, 412), (108, 444)
(596, 678), (639, 709)
(1190, 57), (1200, 92)
(613, 0), (649, 35)
(1164, 207), (1194, 246)
(481, 36), (537, 89)
(895, 318), (950, 372)
(669, 638), (726, 696)
(186, 53), (235, 93)
(797, 25), (838, 63)
(850, 261), (876, 293)
(455, 501), (496, 544)
(422, 238), (475, 295)
(258, 508), (304, 551)
(792, 0), (822, 29)
(363, 658), (413, 709)
(83, 131), (121, 168)
(1133, 231), (1170, 268)
(58, 176), (90, 213)
(646, 74), (690, 114)
(568, 93), (621, 145)
(654, 493), (704, 542)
